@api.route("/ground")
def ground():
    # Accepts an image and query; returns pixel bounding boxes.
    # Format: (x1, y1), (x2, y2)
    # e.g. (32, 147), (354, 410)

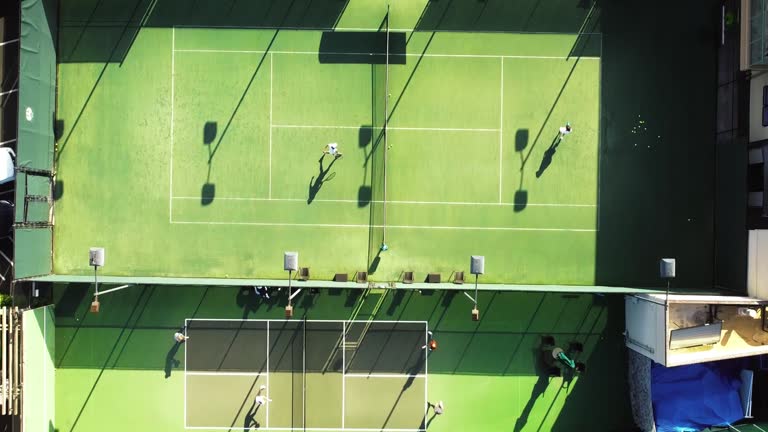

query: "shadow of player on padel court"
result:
(243, 399), (262, 431)
(164, 338), (184, 378)
(164, 343), (181, 378)
(308, 154), (339, 204)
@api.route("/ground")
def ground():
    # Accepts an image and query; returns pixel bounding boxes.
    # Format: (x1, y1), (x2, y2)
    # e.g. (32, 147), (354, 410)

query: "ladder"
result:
(321, 287), (388, 373)
(16, 166), (54, 228)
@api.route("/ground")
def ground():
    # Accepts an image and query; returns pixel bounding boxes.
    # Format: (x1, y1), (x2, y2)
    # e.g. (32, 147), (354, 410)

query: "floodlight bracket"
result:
(289, 288), (302, 301)
(96, 284), (134, 296)
(463, 291), (476, 304)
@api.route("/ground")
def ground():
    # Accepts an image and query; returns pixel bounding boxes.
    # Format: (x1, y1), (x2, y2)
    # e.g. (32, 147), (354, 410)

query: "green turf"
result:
(53, 284), (632, 432)
(22, 307), (56, 432)
(54, 22), (601, 284)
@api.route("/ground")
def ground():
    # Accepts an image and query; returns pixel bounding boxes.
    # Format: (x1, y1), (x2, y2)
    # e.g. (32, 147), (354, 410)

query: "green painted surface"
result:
(54, 23), (601, 284)
(53, 285), (633, 431)
(22, 306), (55, 432)
(19, 0), (57, 172)
(45, 2), (723, 432)
(16, 228), (52, 278)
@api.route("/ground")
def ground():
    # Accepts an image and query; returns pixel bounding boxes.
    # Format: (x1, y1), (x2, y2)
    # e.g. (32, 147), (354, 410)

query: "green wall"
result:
(22, 305), (55, 432)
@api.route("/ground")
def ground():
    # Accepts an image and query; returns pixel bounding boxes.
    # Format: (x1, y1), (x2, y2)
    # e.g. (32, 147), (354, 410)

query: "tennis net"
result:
(368, 6), (390, 265)
(383, 4), (390, 244)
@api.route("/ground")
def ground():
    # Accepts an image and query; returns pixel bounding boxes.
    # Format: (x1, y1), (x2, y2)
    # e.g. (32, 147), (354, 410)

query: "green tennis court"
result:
(54, 1), (602, 285)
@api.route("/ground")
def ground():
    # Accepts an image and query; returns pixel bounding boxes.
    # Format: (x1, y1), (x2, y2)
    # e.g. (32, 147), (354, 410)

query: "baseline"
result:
(170, 196), (596, 207)
(174, 48), (601, 61)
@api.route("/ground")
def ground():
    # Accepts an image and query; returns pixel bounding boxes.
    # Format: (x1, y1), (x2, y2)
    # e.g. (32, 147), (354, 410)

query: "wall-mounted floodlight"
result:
(89, 247), (105, 313)
(466, 255), (485, 321)
(284, 252), (298, 318)
(660, 258), (675, 308)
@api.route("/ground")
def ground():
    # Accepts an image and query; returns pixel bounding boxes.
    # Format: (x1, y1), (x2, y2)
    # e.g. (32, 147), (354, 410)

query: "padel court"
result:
(184, 319), (428, 431)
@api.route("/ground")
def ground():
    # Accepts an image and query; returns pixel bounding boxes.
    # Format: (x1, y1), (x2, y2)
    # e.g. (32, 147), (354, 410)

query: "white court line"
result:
(170, 220), (596, 232)
(173, 23), (600, 35)
(389, 126), (498, 132)
(344, 374), (426, 379)
(597, 38), (604, 232)
(187, 318), (428, 324)
(171, 196), (596, 207)
(184, 317), (187, 428)
(499, 57), (504, 204)
(341, 322), (344, 429)
(43, 309), (48, 432)
(174, 25), (409, 32)
(0, 39), (19, 47)
(269, 52), (273, 200)
(272, 124), (499, 132)
(185, 371), (266, 377)
(302, 323), (307, 429)
(170, 27), (175, 224)
(266, 321), (270, 428)
(184, 427), (424, 431)
(424, 325), (429, 424)
(174, 48), (600, 61)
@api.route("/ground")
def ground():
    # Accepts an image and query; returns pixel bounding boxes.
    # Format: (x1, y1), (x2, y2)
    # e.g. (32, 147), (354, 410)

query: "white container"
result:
(738, 307), (759, 318)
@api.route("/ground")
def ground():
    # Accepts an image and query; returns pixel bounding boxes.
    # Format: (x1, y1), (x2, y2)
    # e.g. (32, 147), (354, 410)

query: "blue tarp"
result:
(652, 360), (746, 432)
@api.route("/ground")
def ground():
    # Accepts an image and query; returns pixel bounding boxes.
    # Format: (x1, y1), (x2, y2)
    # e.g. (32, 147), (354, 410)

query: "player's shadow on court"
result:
(514, 342), (557, 431)
(535, 134), (563, 178)
(243, 400), (261, 431)
(308, 155), (339, 204)
(164, 340), (183, 378)
(419, 404), (439, 430)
